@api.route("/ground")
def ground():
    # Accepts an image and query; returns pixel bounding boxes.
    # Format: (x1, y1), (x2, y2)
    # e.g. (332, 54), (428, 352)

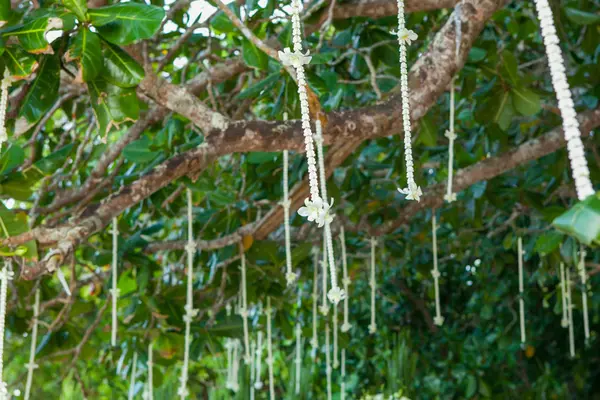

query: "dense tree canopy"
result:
(0, 0), (598, 397)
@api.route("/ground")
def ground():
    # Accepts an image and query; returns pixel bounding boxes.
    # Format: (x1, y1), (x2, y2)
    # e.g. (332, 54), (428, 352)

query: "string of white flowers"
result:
(333, 303), (339, 369)
(395, 0), (422, 202)
(578, 246), (590, 340)
(0, 69), (13, 148)
(250, 338), (256, 400)
(111, 217), (119, 347)
(294, 320), (302, 394)
(444, 80), (457, 203)
(431, 214), (444, 326)
(24, 289), (40, 400)
(147, 342), (154, 400)
(179, 189), (198, 399)
(315, 120), (345, 304)
(533, 0), (595, 200)
(339, 227), (352, 333)
(0, 262), (14, 399)
(128, 352), (138, 400)
(518, 237), (526, 344)
(368, 238), (377, 334)
(254, 331), (263, 390)
(566, 267), (575, 357)
(310, 249), (319, 359)
(341, 349), (346, 400)
(279, 0), (322, 212)
(239, 248), (251, 363)
(266, 297), (275, 400)
(325, 322), (332, 400)
(282, 112), (297, 286)
(319, 236), (330, 316)
(559, 262), (568, 328)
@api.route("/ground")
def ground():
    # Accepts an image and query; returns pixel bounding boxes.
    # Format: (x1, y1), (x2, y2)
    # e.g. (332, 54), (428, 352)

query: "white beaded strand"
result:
(147, 343), (154, 400)
(395, 0), (422, 202)
(111, 218), (119, 348)
(128, 352), (138, 400)
(533, 0), (595, 200)
(319, 236), (330, 316)
(368, 238), (377, 334)
(578, 246), (590, 341)
(250, 338), (255, 400)
(0, 263), (14, 399)
(559, 262), (568, 328)
(266, 297), (275, 400)
(310, 249), (319, 359)
(294, 320), (302, 394)
(432, 213), (444, 326)
(339, 227), (352, 332)
(333, 303), (339, 369)
(566, 267), (575, 357)
(325, 322), (332, 400)
(254, 331), (263, 390)
(24, 289), (40, 400)
(282, 112), (297, 286)
(340, 349), (346, 400)
(518, 237), (526, 345)
(0, 69), (13, 148)
(240, 247), (251, 363)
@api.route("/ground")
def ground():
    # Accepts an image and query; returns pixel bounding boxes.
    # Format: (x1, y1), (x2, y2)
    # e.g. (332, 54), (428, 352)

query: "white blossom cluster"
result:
(533, 0), (595, 200)
(0, 69), (13, 148)
(394, 0), (422, 202)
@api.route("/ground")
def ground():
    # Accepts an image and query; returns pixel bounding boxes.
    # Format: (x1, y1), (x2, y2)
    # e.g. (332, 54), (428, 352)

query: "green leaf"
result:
(310, 52), (335, 65)
(62, 0), (87, 22)
(2, 46), (39, 79)
(565, 8), (600, 25)
(246, 152), (277, 164)
(512, 86), (541, 116)
(236, 72), (280, 100)
(480, 90), (514, 131)
(31, 143), (75, 174)
(534, 231), (563, 255)
(0, 144), (25, 175)
(242, 39), (268, 70)
(88, 79), (139, 135)
(3, 16), (63, 54)
(0, 0), (10, 27)
(418, 114), (437, 146)
(123, 137), (160, 163)
(500, 51), (519, 84)
(0, 202), (37, 260)
(18, 54), (60, 123)
(65, 28), (102, 82)
(101, 42), (144, 88)
(89, 3), (165, 45)
(210, 11), (235, 34)
(552, 193), (600, 246)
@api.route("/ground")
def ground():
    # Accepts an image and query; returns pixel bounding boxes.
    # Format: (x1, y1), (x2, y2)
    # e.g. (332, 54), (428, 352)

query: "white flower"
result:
(397, 28), (418, 45)
(285, 271), (298, 286)
(398, 183), (423, 202)
(327, 286), (346, 305)
(443, 192), (457, 202)
(278, 48), (312, 68)
(298, 197), (323, 224)
(319, 304), (330, 316)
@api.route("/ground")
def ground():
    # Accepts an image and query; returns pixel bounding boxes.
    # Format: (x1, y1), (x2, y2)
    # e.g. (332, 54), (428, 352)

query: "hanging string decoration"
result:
(319, 236), (330, 316)
(281, 112), (297, 286)
(431, 213), (444, 326)
(128, 353), (138, 400)
(0, 70), (13, 147)
(395, 0), (422, 202)
(339, 227), (352, 333)
(325, 322), (332, 400)
(239, 247), (251, 363)
(314, 120), (345, 304)
(533, 0), (595, 200)
(566, 267), (575, 357)
(368, 237), (377, 334)
(578, 246), (590, 341)
(0, 262), (13, 399)
(333, 304), (339, 369)
(266, 297), (275, 400)
(310, 248), (319, 359)
(559, 262), (568, 328)
(24, 289), (40, 400)
(147, 343), (154, 400)
(254, 330), (264, 389)
(294, 320), (302, 395)
(111, 217), (120, 348)
(517, 237), (526, 345)
(341, 349), (346, 400)
(225, 339), (241, 392)
(178, 189), (199, 399)
(250, 338), (256, 400)
(444, 79), (457, 203)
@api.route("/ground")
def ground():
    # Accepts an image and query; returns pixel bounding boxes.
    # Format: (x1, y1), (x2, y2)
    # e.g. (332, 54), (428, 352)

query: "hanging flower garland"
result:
(368, 237), (377, 334)
(431, 213), (444, 326)
(178, 189), (199, 399)
(128, 352), (138, 400)
(0, 262), (13, 399)
(339, 227), (352, 333)
(325, 322), (332, 400)
(239, 246), (251, 363)
(566, 267), (575, 357)
(310, 248), (319, 359)
(395, 0), (422, 202)
(254, 331), (263, 390)
(517, 237), (526, 345)
(578, 246), (590, 341)
(281, 112), (297, 286)
(266, 297), (275, 400)
(559, 262), (568, 328)
(147, 343), (154, 400)
(111, 217), (120, 348)
(0, 69), (13, 148)
(533, 0), (595, 200)
(24, 289), (40, 400)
